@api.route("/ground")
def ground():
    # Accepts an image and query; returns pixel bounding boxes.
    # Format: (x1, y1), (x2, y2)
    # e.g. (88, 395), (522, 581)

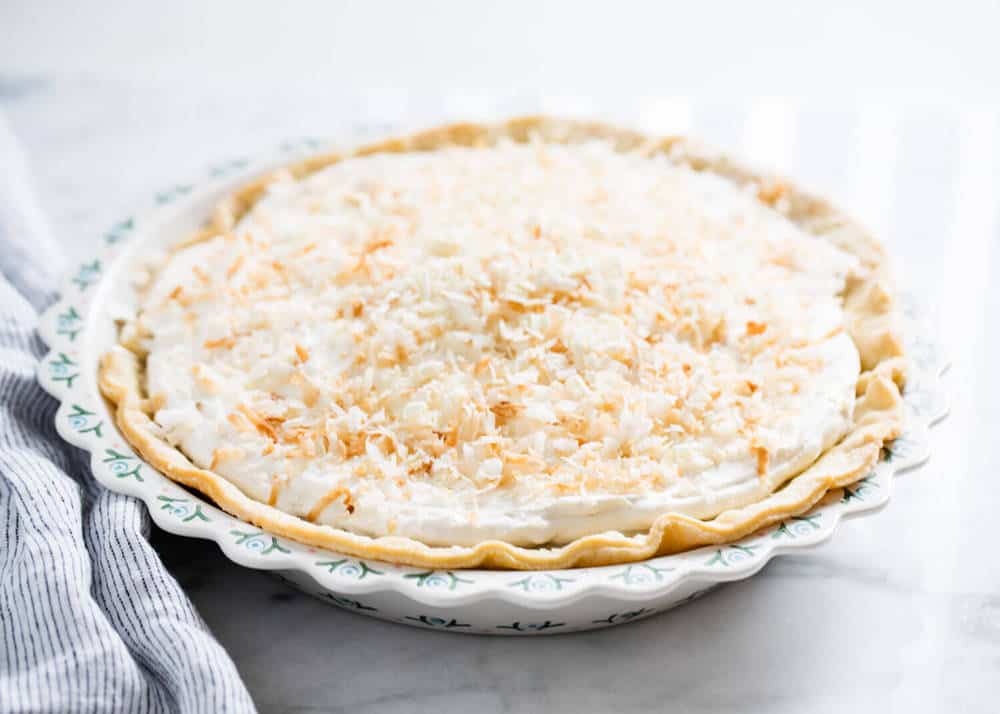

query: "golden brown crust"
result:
(99, 117), (906, 570)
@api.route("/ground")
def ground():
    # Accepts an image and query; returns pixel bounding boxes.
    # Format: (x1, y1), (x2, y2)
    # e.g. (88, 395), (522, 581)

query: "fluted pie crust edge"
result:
(99, 117), (906, 570)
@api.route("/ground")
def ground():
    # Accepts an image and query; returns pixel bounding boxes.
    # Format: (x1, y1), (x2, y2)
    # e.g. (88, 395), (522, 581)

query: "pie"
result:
(99, 117), (906, 569)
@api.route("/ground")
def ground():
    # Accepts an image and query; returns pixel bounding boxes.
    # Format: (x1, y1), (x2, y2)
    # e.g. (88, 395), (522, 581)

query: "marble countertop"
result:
(2, 4), (999, 710)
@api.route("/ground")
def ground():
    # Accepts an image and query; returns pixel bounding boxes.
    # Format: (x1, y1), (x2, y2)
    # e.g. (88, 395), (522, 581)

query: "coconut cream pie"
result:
(100, 118), (906, 569)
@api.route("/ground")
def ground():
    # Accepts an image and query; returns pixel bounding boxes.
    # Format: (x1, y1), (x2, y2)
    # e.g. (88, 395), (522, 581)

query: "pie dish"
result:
(97, 117), (907, 570)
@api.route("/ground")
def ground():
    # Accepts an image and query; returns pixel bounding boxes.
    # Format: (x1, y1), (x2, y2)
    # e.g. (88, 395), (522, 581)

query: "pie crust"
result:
(99, 117), (906, 569)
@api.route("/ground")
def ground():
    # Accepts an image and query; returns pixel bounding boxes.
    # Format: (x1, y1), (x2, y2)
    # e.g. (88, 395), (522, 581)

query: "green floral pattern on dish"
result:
(885, 432), (918, 464)
(508, 573), (574, 592)
(404, 615), (469, 629)
(208, 158), (250, 178)
(157, 495), (210, 522)
(842, 475), (879, 504)
(47, 352), (79, 389)
(66, 404), (103, 437)
(609, 563), (674, 585)
(104, 217), (134, 245)
(102, 448), (143, 482)
(71, 260), (101, 291)
(155, 184), (193, 205)
(592, 608), (656, 624)
(316, 559), (384, 579)
(56, 306), (83, 341)
(772, 514), (822, 539)
(705, 544), (758, 567)
(497, 620), (565, 632)
(230, 529), (291, 555)
(279, 138), (323, 153)
(404, 571), (474, 590)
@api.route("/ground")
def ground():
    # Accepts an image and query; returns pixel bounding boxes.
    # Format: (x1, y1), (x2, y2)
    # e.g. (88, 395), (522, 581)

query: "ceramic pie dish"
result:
(37, 119), (948, 634)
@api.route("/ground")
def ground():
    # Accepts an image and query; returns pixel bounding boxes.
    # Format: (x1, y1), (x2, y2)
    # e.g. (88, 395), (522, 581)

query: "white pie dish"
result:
(36, 135), (949, 634)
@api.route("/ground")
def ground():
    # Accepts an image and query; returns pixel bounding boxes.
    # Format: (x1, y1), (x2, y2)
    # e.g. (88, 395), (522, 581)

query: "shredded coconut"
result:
(138, 140), (860, 546)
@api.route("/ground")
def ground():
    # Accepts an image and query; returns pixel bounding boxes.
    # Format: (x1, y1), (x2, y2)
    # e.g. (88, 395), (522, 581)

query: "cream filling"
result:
(147, 333), (856, 545)
(138, 140), (861, 547)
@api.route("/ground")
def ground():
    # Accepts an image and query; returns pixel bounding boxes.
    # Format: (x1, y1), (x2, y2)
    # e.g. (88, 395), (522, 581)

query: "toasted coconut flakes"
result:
(299, 377), (321, 408)
(192, 266), (211, 285)
(753, 445), (769, 476)
(204, 336), (235, 350)
(210, 446), (244, 470)
(226, 255), (245, 278)
(307, 487), (355, 520)
(191, 364), (220, 393)
(757, 181), (789, 205)
(503, 451), (544, 471)
(489, 401), (521, 423)
(364, 237), (394, 254)
(139, 140), (861, 527)
(237, 404), (277, 441)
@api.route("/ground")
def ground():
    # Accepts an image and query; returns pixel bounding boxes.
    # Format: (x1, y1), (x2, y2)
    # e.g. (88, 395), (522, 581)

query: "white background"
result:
(2, 2), (998, 713)
(5, 0), (1000, 103)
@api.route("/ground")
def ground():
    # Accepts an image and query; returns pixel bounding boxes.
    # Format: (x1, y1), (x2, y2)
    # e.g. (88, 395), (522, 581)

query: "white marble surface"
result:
(3, 3), (999, 712)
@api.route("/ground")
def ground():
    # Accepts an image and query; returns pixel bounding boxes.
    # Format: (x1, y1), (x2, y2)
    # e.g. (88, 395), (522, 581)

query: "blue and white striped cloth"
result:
(0, 117), (255, 712)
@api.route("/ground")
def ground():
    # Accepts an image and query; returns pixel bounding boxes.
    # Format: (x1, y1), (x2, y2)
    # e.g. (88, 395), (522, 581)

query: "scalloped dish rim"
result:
(34, 128), (950, 632)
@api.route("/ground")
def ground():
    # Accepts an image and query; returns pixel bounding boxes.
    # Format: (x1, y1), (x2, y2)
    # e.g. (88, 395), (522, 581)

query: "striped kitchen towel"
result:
(0, 115), (256, 713)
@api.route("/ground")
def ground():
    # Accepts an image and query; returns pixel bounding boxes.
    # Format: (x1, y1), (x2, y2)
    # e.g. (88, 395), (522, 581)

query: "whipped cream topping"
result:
(136, 140), (861, 546)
